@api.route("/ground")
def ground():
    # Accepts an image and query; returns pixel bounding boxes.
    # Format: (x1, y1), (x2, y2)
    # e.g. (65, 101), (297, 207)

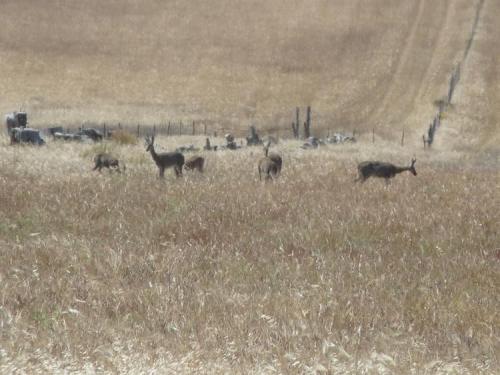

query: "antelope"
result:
(145, 135), (184, 178)
(264, 141), (282, 175)
(184, 155), (205, 172)
(93, 153), (123, 173)
(355, 158), (417, 183)
(258, 157), (279, 181)
(258, 142), (282, 181)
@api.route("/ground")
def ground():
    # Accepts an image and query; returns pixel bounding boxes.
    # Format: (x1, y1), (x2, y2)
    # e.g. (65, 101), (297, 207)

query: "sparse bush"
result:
(80, 143), (115, 159)
(111, 130), (137, 145)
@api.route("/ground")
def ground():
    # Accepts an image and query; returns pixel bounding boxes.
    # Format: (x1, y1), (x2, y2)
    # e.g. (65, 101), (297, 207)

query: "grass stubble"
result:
(0, 135), (498, 373)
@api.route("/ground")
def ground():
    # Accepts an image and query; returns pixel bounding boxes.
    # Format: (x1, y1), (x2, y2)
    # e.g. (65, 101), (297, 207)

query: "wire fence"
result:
(424, 0), (484, 148)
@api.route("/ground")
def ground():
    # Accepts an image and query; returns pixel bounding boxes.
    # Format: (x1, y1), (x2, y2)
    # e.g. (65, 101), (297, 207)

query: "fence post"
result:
(179, 121), (182, 136)
(304, 106), (311, 138)
(167, 122), (171, 136)
(192, 120), (195, 135)
(137, 124), (140, 137)
(296, 107), (300, 138)
(291, 107), (300, 138)
(372, 128), (375, 143)
(103, 123), (107, 137)
(401, 128), (405, 146)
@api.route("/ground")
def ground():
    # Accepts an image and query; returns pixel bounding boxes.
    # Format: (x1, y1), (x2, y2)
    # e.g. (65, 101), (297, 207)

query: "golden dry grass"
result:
(0, 1), (499, 372)
(0, 135), (498, 373)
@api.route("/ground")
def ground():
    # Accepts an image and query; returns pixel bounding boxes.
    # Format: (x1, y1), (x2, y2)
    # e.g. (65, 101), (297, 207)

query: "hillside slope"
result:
(438, 0), (500, 154)
(0, 0), (497, 147)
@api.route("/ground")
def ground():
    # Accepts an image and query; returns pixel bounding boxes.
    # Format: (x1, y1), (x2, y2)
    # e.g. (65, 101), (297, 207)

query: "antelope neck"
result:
(149, 146), (161, 163)
(394, 166), (411, 174)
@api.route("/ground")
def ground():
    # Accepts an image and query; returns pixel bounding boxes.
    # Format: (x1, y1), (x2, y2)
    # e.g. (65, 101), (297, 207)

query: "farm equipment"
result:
(52, 127), (103, 142)
(6, 111), (27, 132)
(10, 128), (45, 145)
(5, 111), (45, 145)
(246, 125), (262, 146)
(78, 127), (103, 141)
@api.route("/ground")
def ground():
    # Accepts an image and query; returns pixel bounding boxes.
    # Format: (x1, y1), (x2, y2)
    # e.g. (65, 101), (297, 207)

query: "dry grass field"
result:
(1, 0), (499, 373)
(0, 135), (498, 373)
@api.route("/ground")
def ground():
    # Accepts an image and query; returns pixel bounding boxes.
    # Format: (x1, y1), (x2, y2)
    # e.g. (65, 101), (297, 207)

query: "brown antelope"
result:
(93, 153), (123, 173)
(145, 135), (184, 178)
(264, 141), (282, 175)
(258, 157), (279, 181)
(355, 158), (417, 183)
(258, 142), (281, 181)
(184, 155), (204, 172)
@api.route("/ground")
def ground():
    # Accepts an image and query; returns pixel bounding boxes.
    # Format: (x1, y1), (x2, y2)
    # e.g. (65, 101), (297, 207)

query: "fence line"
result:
(425, 0), (484, 148)
(100, 121), (214, 139)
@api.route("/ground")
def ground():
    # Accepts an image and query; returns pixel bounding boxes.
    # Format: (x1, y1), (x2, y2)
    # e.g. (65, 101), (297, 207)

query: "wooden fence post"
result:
(401, 128), (405, 146)
(103, 123), (107, 137)
(137, 124), (140, 137)
(167, 122), (171, 136)
(192, 121), (195, 135)
(179, 121), (182, 136)
(296, 107), (300, 138)
(304, 106), (311, 138)
(291, 107), (300, 138)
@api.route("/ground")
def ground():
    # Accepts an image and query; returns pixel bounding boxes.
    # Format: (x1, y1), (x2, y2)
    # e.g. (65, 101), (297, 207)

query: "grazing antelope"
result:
(355, 158), (417, 183)
(258, 142), (281, 181)
(184, 155), (204, 172)
(258, 157), (279, 181)
(93, 153), (123, 173)
(264, 141), (282, 175)
(145, 135), (184, 178)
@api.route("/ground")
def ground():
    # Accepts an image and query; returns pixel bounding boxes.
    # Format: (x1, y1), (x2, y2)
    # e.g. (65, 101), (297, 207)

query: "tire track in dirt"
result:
(413, 0), (451, 103)
(368, 0), (427, 127)
(389, 0), (451, 127)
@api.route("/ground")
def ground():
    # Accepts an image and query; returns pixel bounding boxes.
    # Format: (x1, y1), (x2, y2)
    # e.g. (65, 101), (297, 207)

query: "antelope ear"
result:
(411, 158), (417, 165)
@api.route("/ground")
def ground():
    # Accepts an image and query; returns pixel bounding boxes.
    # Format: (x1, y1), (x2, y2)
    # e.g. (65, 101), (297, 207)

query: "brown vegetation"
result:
(0, 136), (498, 373)
(110, 130), (137, 145)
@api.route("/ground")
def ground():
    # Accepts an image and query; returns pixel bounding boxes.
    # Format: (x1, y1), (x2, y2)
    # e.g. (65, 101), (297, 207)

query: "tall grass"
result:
(0, 136), (498, 373)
